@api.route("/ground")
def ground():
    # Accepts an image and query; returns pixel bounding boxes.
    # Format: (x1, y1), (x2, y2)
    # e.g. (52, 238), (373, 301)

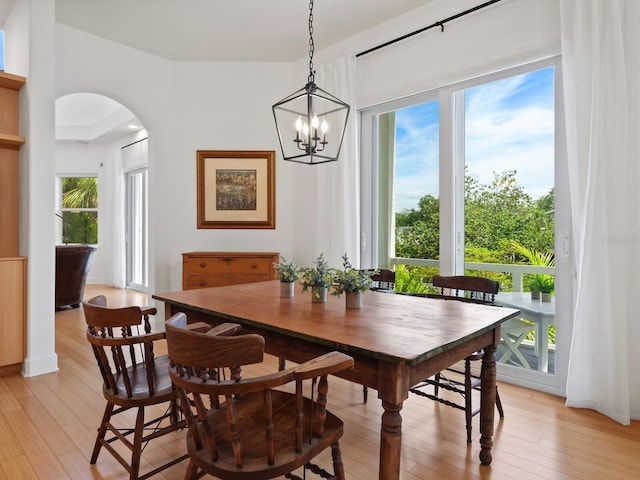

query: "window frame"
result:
(125, 167), (149, 291)
(56, 175), (99, 245)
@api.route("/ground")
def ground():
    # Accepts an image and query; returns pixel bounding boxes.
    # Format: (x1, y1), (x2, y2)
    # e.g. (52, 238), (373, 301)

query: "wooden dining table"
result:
(153, 280), (520, 480)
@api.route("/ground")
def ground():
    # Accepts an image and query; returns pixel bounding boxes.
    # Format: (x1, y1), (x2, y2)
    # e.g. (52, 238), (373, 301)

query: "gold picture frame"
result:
(196, 150), (275, 229)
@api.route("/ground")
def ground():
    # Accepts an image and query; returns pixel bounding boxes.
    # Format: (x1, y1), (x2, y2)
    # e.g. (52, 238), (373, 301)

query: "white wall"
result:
(355, 0), (560, 107)
(55, 24), (295, 302)
(5, 0), (58, 377)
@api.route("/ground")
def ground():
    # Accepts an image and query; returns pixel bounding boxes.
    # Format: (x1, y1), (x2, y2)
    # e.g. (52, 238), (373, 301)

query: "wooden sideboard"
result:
(182, 252), (279, 290)
(0, 71), (27, 376)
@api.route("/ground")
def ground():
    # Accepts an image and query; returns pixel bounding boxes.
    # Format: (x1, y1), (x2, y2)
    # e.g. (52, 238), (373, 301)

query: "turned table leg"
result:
(480, 343), (498, 465)
(379, 399), (403, 479)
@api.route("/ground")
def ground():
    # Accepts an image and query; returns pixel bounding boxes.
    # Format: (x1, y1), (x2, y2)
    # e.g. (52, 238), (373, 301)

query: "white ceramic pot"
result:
(346, 291), (363, 309)
(311, 286), (328, 303)
(280, 281), (294, 298)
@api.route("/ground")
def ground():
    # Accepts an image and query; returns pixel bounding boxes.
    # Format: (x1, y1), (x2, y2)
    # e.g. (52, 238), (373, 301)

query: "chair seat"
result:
(104, 354), (176, 405)
(188, 390), (344, 479)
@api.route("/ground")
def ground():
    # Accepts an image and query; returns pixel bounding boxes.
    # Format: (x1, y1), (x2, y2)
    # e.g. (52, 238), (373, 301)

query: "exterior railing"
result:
(390, 257), (555, 292)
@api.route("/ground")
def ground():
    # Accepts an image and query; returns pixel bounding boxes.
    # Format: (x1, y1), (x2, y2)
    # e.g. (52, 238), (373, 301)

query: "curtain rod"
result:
(121, 136), (149, 150)
(356, 0), (503, 58)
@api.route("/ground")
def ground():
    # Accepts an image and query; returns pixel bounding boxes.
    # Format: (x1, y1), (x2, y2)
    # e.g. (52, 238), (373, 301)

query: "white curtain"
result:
(561, 0), (640, 424)
(310, 55), (359, 267)
(109, 149), (126, 288)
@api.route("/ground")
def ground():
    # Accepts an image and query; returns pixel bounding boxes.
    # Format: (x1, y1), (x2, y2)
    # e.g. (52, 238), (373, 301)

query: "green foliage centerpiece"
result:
(331, 254), (376, 309)
(274, 256), (300, 298)
(300, 254), (334, 303)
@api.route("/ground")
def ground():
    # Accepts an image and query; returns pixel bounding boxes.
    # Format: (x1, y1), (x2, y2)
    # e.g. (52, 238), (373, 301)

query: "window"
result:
(361, 58), (563, 384)
(362, 61), (556, 282)
(57, 176), (98, 244)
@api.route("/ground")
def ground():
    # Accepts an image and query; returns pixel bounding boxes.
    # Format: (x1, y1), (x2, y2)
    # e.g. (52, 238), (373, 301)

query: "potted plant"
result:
(331, 254), (376, 309)
(538, 274), (555, 302)
(300, 254), (334, 303)
(528, 275), (543, 300)
(511, 241), (555, 301)
(273, 256), (300, 298)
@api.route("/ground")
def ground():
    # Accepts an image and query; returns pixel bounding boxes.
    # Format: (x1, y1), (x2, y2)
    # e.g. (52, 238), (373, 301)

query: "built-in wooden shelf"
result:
(0, 132), (26, 148)
(0, 70), (27, 375)
(0, 71), (26, 89)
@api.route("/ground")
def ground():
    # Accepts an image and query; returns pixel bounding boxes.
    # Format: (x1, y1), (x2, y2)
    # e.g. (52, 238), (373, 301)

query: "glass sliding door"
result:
(125, 168), (148, 290)
(462, 66), (556, 374)
(361, 57), (568, 392)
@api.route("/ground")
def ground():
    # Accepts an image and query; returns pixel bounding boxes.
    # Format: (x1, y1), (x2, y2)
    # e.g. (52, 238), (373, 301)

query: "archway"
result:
(55, 93), (148, 291)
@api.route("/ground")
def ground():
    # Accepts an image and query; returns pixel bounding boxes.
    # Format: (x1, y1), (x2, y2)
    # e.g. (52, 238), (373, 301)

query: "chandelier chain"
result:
(308, 0), (315, 84)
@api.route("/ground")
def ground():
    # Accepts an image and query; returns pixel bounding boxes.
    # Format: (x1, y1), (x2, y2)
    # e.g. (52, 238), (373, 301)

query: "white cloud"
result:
(393, 69), (555, 210)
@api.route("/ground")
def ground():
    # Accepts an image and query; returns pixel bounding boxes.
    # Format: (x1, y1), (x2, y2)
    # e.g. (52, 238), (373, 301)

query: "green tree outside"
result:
(61, 177), (98, 244)
(394, 170), (555, 290)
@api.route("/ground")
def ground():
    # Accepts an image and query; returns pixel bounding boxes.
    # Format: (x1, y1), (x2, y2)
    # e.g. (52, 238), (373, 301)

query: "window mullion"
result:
(438, 87), (457, 275)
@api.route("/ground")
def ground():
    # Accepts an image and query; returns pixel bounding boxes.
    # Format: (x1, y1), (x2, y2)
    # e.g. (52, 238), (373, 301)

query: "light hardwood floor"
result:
(1, 284), (638, 480)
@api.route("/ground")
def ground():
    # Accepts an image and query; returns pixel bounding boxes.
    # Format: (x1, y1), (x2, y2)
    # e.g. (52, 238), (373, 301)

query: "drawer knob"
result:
(199, 262), (206, 268)
(251, 262), (257, 269)
(199, 280), (207, 287)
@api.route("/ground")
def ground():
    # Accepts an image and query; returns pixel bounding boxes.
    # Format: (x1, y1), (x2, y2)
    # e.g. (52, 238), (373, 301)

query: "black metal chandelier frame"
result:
(272, 0), (350, 165)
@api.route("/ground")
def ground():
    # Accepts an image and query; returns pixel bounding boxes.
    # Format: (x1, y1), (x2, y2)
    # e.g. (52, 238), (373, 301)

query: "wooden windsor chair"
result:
(165, 312), (354, 480)
(409, 275), (505, 443)
(82, 295), (189, 480)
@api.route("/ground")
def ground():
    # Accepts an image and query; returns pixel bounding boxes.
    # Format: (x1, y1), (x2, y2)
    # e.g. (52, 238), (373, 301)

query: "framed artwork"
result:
(196, 150), (275, 229)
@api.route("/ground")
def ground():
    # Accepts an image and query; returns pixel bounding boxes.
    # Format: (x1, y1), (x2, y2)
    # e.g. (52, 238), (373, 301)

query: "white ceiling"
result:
(1, 0), (434, 143)
(55, 93), (142, 145)
(53, 0), (432, 63)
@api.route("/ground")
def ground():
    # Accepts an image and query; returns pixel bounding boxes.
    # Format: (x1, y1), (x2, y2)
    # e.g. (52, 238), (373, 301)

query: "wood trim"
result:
(0, 133), (26, 148)
(0, 71), (26, 89)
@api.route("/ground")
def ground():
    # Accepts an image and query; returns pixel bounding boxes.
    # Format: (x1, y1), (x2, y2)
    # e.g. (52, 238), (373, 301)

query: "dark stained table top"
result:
(154, 280), (520, 366)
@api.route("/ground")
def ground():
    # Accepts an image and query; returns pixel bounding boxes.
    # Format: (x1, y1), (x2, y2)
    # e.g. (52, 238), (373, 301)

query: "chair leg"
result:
(434, 372), (441, 396)
(91, 402), (115, 464)
(496, 385), (504, 418)
(362, 385), (368, 403)
(331, 441), (346, 480)
(464, 360), (473, 443)
(170, 398), (182, 424)
(184, 459), (199, 480)
(129, 406), (145, 480)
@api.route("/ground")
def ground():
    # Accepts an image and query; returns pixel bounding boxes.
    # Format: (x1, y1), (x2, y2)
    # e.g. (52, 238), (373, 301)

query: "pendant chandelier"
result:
(272, 0), (350, 165)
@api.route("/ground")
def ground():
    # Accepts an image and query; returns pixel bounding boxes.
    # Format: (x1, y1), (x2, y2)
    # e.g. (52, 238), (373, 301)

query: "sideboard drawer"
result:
(182, 252), (279, 290)
(185, 274), (272, 290)
(185, 256), (272, 275)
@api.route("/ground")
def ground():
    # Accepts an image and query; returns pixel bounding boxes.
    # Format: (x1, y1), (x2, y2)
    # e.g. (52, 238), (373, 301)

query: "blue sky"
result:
(394, 66), (555, 211)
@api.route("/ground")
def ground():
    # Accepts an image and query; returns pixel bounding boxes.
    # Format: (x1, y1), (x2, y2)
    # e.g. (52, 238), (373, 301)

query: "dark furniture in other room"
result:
(55, 244), (96, 309)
